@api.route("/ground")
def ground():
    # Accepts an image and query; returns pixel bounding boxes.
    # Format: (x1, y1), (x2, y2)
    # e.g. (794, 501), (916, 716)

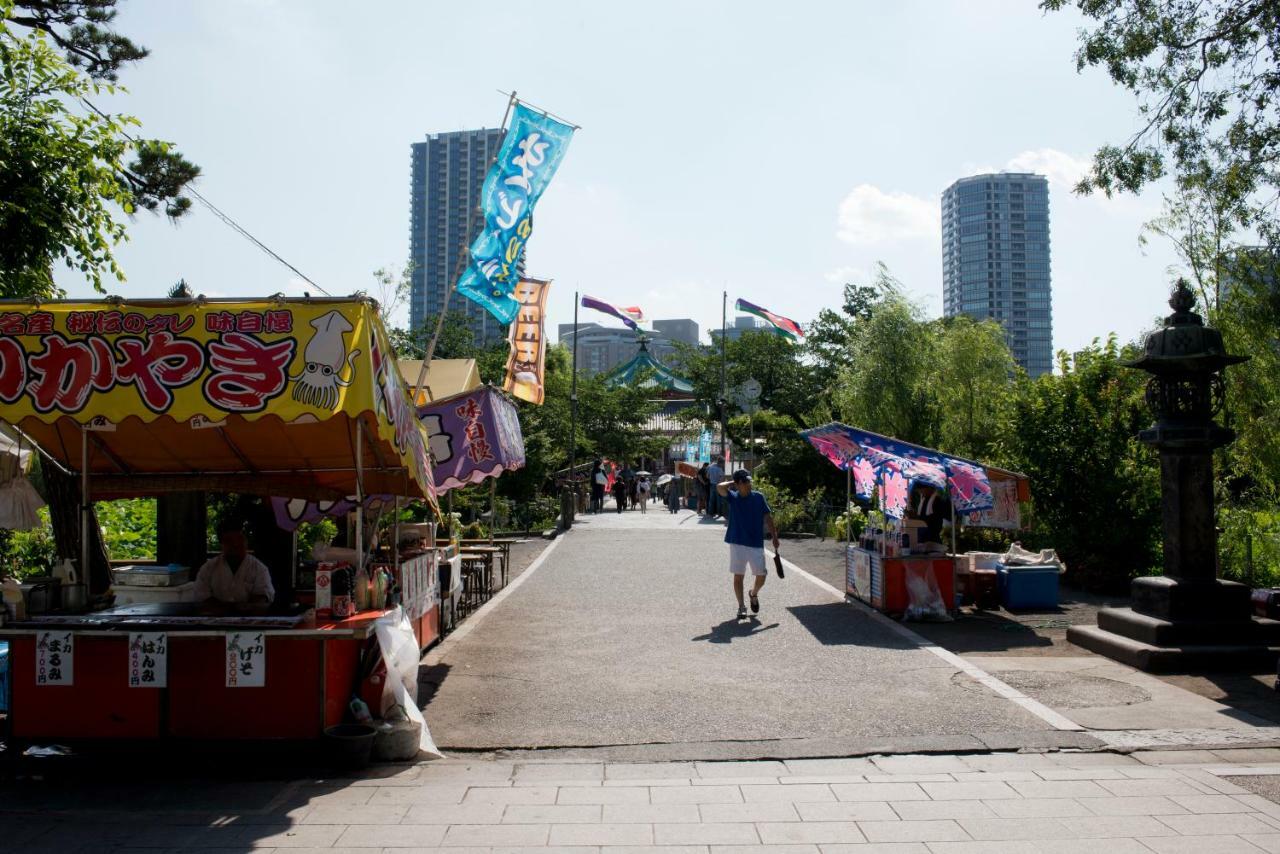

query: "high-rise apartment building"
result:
(408, 128), (512, 348)
(557, 319), (699, 376)
(941, 173), (1053, 377)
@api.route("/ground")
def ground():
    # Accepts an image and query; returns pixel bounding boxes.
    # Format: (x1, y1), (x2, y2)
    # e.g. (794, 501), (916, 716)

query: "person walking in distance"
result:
(611, 473), (628, 514)
(716, 469), (779, 618)
(697, 463), (710, 515)
(590, 460), (606, 514)
(636, 474), (651, 513)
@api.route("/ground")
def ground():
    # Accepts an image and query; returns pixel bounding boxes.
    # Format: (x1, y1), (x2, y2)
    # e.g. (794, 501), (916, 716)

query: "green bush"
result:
(0, 507), (57, 579)
(1220, 506), (1280, 588)
(96, 498), (157, 561)
(752, 477), (804, 533)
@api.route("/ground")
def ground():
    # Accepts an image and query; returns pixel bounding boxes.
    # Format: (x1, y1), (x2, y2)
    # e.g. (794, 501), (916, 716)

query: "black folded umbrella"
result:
(773, 550), (785, 578)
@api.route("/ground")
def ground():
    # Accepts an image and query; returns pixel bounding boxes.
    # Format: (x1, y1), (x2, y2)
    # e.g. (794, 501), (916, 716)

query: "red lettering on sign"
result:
(0, 338), (25, 403)
(115, 332), (205, 412)
(204, 333), (295, 412)
(25, 312), (53, 334)
(264, 310), (293, 333)
(27, 334), (97, 413)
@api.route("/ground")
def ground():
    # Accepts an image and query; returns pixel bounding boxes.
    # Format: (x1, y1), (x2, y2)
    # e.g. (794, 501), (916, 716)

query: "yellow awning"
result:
(0, 298), (435, 503)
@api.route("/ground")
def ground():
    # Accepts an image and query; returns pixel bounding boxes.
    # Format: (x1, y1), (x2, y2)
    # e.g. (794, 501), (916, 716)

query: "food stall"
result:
(801, 423), (1030, 619)
(0, 297), (438, 743)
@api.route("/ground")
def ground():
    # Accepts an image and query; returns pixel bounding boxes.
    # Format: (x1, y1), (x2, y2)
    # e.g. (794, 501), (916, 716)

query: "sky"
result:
(63, 0), (1184, 356)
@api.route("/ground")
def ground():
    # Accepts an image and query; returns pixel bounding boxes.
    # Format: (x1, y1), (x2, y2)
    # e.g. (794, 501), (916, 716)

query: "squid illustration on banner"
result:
(504, 278), (550, 404)
(456, 103), (575, 325)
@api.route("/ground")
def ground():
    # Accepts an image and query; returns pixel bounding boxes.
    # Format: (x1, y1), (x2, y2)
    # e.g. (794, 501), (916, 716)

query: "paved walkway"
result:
(421, 505), (1084, 758)
(8, 749), (1280, 851)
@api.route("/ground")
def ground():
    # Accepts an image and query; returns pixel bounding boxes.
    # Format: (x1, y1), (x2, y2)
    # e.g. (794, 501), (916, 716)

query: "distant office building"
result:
(941, 172), (1052, 377)
(710, 315), (766, 344)
(558, 318), (699, 376)
(409, 127), (516, 348)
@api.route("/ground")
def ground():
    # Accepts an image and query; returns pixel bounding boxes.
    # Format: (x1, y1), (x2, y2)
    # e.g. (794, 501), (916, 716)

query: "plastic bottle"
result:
(354, 566), (370, 611)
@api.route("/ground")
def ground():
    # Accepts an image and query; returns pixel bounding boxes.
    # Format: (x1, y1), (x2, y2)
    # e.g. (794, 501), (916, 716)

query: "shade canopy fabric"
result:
(0, 298), (435, 503)
(419, 386), (525, 492)
(398, 359), (482, 405)
(800, 423), (1029, 521)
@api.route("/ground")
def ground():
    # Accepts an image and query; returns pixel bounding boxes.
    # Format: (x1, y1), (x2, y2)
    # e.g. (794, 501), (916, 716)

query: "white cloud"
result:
(824, 265), (869, 284)
(836, 185), (939, 245)
(1004, 148), (1091, 191)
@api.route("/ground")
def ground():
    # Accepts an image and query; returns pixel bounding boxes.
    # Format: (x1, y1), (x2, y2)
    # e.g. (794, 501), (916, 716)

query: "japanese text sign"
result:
(456, 104), (574, 324)
(35, 631), (73, 685)
(225, 632), (266, 687)
(419, 386), (525, 492)
(504, 278), (550, 404)
(128, 632), (168, 688)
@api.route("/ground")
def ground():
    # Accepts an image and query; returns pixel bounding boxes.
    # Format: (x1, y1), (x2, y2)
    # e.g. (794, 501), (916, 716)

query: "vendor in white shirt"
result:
(194, 521), (276, 605)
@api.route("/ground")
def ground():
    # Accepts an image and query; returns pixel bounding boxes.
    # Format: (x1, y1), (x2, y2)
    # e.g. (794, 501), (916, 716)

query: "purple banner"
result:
(271, 494), (395, 532)
(419, 386), (525, 492)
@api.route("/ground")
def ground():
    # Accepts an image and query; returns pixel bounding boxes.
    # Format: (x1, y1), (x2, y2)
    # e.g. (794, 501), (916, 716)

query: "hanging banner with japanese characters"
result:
(0, 300), (435, 504)
(418, 386), (526, 492)
(35, 630), (73, 685)
(128, 632), (168, 688)
(225, 631), (266, 687)
(456, 104), (575, 324)
(503, 278), (551, 405)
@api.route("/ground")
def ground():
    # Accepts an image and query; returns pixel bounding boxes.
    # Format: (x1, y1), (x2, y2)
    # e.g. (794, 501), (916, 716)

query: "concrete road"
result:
(422, 504), (1082, 757)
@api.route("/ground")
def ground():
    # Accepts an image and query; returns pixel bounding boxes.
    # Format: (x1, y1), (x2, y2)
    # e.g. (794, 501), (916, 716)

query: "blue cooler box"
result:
(996, 564), (1059, 609)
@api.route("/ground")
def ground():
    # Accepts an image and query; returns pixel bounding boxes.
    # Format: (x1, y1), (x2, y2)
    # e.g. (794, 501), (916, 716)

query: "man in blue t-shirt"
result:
(716, 469), (779, 618)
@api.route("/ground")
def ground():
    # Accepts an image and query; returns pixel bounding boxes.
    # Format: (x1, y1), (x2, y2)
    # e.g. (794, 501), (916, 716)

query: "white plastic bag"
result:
(373, 606), (442, 759)
(904, 562), (952, 622)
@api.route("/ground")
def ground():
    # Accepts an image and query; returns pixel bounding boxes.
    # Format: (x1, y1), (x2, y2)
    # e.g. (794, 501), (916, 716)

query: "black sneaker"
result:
(749, 592), (760, 614)
(736, 606), (747, 619)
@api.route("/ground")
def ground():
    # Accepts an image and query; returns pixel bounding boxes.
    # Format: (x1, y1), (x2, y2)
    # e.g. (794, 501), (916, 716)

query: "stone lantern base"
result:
(1068, 577), (1280, 672)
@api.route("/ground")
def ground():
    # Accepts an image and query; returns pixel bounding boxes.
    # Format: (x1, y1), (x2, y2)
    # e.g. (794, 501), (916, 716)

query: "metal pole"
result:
(719, 290), (727, 464)
(846, 467), (852, 545)
(569, 290), (579, 490)
(414, 90), (518, 398)
(393, 496), (401, 604)
(290, 529), (299, 592)
(355, 418), (364, 574)
(80, 428), (89, 581)
(489, 478), (496, 545)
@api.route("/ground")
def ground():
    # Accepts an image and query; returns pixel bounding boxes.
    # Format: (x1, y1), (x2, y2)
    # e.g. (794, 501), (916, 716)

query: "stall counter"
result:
(845, 547), (956, 617)
(0, 609), (389, 742)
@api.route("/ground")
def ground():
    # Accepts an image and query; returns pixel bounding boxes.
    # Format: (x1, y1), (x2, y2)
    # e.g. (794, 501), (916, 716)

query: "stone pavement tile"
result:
(463, 786), (559, 805)
(558, 787), (650, 805)
(696, 778), (782, 787)
(1213, 749), (1280, 764)
(1141, 836), (1270, 853)
(1170, 794), (1261, 813)
(920, 782), (1019, 801)
(653, 786), (743, 805)
(1158, 812), (1278, 836)
(604, 778), (692, 788)
(819, 844), (930, 854)
(548, 822), (653, 845)
(440, 822), (550, 846)
(515, 763), (605, 782)
(701, 802), (802, 823)
(950, 771), (1041, 783)
(1241, 835), (1280, 852)
(1028, 841), (1154, 854)
(784, 758), (877, 776)
(248, 824), (353, 847)
(872, 755), (972, 775)
(401, 803), (508, 824)
(861, 775), (957, 784)
(757, 821), (867, 844)
(921, 843), (1034, 854)
(512, 778), (605, 788)
(960, 754), (1058, 771)
(604, 847), (708, 854)
(779, 776), (868, 786)
(331, 824), (446, 847)
(285, 786), (377, 805)
(1184, 771), (1253, 795)
(1234, 794), (1280, 820)
(1078, 795), (1189, 816)
(982, 798), (1091, 818)
(503, 804), (603, 824)
(1033, 768), (1127, 781)
(958, 817), (1070, 841)
(606, 762), (698, 780)
(709, 846), (820, 854)
(831, 783), (927, 802)
(1054, 814), (1178, 838)
(741, 785), (835, 803)
(416, 762), (515, 782)
(697, 762), (789, 778)
(118, 825), (243, 847)
(889, 800), (996, 821)
(855, 819), (967, 843)
(367, 785), (470, 805)
(654, 823), (760, 844)
(603, 803), (702, 824)
(299, 804), (408, 824)
(1096, 779), (1204, 798)
(1046, 753), (1139, 768)
(340, 765), (426, 787)
(23, 822), (139, 847)
(1114, 766), (1188, 779)
(795, 802), (898, 822)
(1008, 780), (1110, 799)
(1135, 750), (1224, 765)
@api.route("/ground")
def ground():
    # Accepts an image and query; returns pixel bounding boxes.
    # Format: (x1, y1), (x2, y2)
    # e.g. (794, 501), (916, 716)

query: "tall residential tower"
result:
(409, 128), (508, 347)
(941, 173), (1052, 376)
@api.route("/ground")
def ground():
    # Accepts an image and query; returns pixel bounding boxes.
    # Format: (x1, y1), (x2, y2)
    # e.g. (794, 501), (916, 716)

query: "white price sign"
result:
(35, 631), (74, 685)
(128, 632), (168, 688)
(225, 632), (266, 687)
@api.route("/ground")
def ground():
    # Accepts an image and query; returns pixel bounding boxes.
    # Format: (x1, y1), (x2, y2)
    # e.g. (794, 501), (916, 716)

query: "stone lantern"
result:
(1069, 280), (1280, 671)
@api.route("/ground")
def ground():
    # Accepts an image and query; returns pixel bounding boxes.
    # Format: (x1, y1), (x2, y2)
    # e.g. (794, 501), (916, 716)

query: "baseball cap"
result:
(732, 469), (752, 483)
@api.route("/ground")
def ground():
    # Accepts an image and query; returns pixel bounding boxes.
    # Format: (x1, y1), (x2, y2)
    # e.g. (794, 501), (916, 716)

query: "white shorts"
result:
(729, 544), (767, 577)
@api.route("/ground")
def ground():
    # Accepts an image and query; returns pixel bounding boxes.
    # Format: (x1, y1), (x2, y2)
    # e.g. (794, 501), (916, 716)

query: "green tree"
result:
(934, 315), (1018, 460)
(0, 0), (199, 298)
(1043, 0), (1280, 250)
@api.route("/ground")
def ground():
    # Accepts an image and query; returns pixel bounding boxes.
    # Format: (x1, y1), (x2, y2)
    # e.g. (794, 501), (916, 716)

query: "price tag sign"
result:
(128, 632), (168, 688)
(35, 631), (74, 686)
(225, 632), (266, 687)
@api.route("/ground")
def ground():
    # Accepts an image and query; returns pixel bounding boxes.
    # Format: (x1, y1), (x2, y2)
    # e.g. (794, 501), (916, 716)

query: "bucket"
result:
(372, 719), (422, 762)
(323, 724), (377, 770)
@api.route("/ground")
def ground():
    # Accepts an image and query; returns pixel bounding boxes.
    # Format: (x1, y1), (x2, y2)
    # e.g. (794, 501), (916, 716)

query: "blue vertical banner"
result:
(697, 429), (712, 463)
(456, 104), (576, 325)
